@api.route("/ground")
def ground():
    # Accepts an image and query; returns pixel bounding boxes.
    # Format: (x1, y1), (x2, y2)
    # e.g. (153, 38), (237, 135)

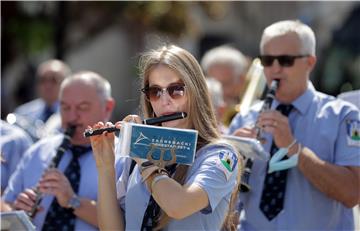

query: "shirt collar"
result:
(273, 81), (315, 115)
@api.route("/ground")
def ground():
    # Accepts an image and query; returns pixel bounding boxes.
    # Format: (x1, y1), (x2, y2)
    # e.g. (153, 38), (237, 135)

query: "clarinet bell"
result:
(239, 182), (251, 193)
(239, 159), (253, 193)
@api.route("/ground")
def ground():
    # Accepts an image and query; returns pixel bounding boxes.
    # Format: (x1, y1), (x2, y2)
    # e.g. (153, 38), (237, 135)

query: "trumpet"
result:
(27, 125), (76, 218)
(239, 79), (279, 193)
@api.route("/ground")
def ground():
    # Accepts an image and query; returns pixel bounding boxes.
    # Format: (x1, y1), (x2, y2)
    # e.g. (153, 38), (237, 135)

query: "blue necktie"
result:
(42, 145), (91, 231)
(259, 104), (293, 221)
(42, 106), (53, 122)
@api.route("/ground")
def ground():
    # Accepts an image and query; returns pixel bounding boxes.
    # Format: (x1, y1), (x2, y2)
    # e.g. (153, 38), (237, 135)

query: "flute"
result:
(28, 125), (76, 218)
(83, 112), (187, 137)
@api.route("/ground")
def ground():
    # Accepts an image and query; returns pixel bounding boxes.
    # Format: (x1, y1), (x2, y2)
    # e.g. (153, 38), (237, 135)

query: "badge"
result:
(216, 151), (238, 181)
(346, 120), (360, 147)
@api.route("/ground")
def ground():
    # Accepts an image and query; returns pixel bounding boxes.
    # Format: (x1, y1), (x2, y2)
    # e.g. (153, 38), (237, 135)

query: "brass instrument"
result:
(222, 58), (267, 126)
(27, 125), (76, 218)
(239, 79), (279, 192)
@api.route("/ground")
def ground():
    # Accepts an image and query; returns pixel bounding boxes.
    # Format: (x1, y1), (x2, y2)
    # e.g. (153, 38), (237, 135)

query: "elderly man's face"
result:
(262, 33), (316, 104)
(207, 64), (244, 105)
(60, 81), (111, 145)
(37, 70), (64, 105)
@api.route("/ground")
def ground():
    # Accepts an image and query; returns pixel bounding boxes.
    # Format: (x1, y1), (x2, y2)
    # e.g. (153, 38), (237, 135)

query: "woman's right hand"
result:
(89, 121), (118, 170)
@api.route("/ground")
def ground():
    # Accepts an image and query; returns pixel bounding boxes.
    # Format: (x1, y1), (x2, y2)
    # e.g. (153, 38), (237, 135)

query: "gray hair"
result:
(60, 71), (112, 101)
(37, 59), (71, 80)
(260, 20), (316, 55)
(201, 45), (248, 78)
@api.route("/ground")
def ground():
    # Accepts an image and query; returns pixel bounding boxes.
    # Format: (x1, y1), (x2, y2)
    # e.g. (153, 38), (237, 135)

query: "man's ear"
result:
(307, 55), (317, 72)
(104, 97), (115, 120)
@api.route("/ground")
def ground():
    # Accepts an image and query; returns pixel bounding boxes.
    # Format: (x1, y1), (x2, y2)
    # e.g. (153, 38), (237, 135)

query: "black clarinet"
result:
(239, 79), (279, 193)
(27, 125), (76, 218)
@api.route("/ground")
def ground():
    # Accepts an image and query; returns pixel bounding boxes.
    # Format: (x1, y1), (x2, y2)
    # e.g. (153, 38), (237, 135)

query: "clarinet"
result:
(27, 125), (76, 218)
(239, 79), (279, 193)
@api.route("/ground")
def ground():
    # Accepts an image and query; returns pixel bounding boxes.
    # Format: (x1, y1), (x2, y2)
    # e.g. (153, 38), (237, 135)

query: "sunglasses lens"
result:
(142, 84), (185, 101)
(147, 87), (161, 101)
(167, 85), (185, 99)
(260, 56), (275, 67)
(278, 56), (295, 67)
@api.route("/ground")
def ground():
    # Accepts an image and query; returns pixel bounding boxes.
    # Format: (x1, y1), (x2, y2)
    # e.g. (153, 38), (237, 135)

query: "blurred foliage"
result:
(6, 18), (53, 55)
(121, 2), (190, 37)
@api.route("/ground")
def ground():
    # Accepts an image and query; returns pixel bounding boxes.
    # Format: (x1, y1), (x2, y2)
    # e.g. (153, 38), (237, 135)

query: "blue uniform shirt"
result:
(228, 82), (360, 230)
(1, 120), (33, 190)
(115, 143), (239, 231)
(2, 135), (99, 231)
(14, 98), (59, 123)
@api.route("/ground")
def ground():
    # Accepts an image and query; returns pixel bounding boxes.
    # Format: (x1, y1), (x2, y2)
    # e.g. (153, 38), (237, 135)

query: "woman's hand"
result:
(89, 122), (117, 170)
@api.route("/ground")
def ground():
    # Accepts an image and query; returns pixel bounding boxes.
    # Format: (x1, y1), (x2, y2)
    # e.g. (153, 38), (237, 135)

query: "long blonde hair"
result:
(139, 45), (220, 146)
(138, 45), (221, 229)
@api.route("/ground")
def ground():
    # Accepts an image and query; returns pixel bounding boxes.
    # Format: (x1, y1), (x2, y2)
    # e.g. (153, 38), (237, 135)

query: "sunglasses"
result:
(141, 83), (186, 101)
(259, 55), (309, 67)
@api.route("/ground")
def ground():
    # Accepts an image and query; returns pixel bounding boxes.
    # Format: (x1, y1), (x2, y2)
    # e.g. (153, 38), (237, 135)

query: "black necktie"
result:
(259, 104), (293, 221)
(42, 145), (91, 231)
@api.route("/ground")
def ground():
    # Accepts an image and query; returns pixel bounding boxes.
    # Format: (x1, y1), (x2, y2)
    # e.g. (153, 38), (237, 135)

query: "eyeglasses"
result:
(38, 76), (61, 85)
(259, 55), (309, 67)
(141, 83), (186, 101)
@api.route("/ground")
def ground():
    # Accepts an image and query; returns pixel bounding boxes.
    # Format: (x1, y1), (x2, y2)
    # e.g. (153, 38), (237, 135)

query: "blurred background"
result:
(2, 1), (360, 121)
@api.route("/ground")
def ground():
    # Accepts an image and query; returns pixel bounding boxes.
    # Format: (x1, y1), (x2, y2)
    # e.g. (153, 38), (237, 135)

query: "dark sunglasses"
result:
(259, 55), (309, 67)
(141, 83), (186, 101)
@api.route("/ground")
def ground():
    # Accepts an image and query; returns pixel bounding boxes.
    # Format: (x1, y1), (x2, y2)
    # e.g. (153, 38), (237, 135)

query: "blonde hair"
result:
(138, 45), (221, 229)
(139, 45), (220, 146)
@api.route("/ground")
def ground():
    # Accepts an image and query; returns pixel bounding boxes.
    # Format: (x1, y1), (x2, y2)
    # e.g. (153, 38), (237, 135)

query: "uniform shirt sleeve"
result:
(2, 145), (35, 202)
(228, 103), (261, 135)
(1, 130), (32, 190)
(115, 157), (133, 209)
(334, 105), (360, 166)
(186, 147), (238, 214)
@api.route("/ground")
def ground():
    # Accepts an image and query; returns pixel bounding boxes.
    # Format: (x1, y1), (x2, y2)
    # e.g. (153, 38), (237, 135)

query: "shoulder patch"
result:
(216, 151), (238, 181)
(346, 120), (360, 147)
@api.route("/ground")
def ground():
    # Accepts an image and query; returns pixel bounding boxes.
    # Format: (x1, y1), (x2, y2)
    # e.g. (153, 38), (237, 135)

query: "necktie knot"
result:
(69, 145), (92, 159)
(276, 104), (293, 117)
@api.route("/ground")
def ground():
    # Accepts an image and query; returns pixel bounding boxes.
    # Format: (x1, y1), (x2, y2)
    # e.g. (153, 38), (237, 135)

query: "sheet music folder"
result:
(117, 122), (198, 165)
(0, 210), (36, 231)
(222, 135), (269, 161)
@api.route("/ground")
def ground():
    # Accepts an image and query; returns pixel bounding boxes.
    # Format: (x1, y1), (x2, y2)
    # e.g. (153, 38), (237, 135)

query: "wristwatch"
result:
(67, 194), (81, 210)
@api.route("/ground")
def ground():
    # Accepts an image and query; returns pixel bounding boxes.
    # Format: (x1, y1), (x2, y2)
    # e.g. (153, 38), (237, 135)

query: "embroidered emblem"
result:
(216, 151), (238, 180)
(346, 120), (360, 147)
